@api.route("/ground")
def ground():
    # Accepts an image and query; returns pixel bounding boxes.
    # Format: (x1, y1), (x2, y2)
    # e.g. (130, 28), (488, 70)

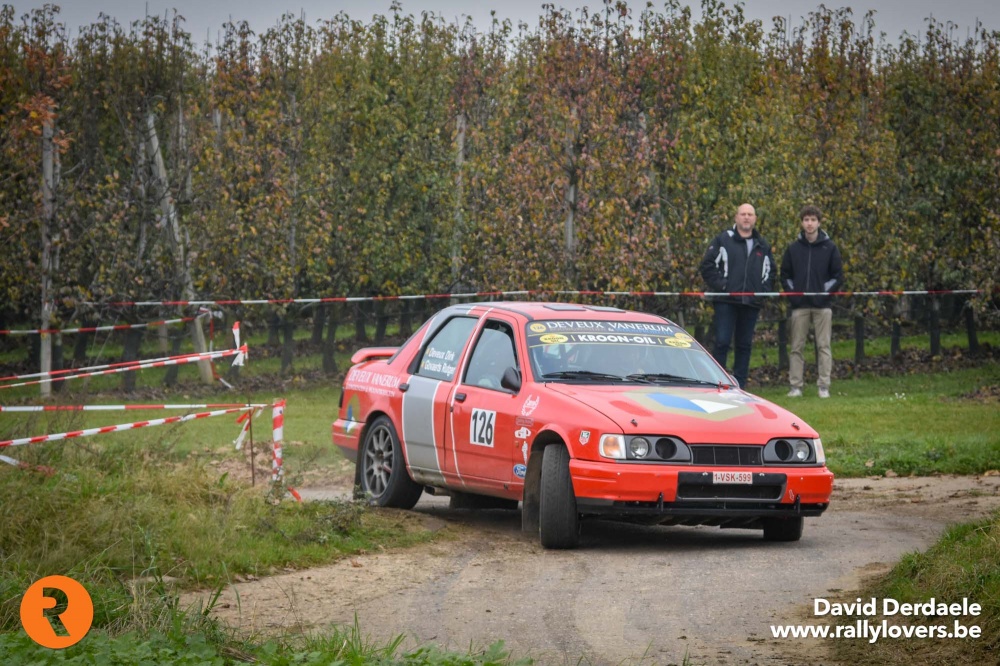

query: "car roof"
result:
(443, 301), (675, 325)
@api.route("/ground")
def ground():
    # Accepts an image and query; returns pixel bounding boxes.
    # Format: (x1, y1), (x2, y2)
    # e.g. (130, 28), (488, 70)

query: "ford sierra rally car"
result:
(332, 302), (833, 549)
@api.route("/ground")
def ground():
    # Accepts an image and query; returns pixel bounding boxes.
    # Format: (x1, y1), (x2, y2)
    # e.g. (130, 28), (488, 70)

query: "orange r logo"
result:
(20, 575), (93, 649)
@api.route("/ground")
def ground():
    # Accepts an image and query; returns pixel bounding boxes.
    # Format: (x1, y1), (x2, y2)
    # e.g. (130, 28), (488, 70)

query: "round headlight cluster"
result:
(629, 437), (650, 458)
(765, 438), (816, 464)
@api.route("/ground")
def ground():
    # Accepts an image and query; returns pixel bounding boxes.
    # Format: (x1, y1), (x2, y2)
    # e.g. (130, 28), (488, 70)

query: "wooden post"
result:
(280, 315), (295, 375)
(891, 320), (901, 359)
(354, 302), (369, 343)
(51, 333), (64, 393)
(929, 296), (941, 357)
(854, 314), (865, 366)
(400, 299), (413, 338)
(323, 303), (340, 376)
(965, 302), (979, 354)
(163, 326), (183, 387)
(40, 120), (55, 397)
(311, 304), (327, 344)
(777, 319), (789, 371)
(374, 300), (388, 344)
(267, 309), (281, 346)
(122, 329), (143, 393)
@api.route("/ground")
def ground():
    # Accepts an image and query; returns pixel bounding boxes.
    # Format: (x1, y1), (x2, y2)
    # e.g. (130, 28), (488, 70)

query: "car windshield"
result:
(525, 319), (732, 386)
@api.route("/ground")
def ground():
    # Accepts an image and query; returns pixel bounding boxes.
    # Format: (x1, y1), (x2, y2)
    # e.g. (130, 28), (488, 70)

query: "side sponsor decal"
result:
(345, 368), (400, 397)
(579, 430), (591, 445)
(515, 416), (534, 427)
(521, 441), (528, 464)
(514, 426), (531, 439)
(513, 464), (527, 479)
(470, 408), (496, 448)
(521, 394), (540, 416)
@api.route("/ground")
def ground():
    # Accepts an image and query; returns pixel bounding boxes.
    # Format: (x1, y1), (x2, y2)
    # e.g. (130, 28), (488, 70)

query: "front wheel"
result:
(762, 516), (804, 542)
(539, 444), (579, 549)
(359, 416), (423, 509)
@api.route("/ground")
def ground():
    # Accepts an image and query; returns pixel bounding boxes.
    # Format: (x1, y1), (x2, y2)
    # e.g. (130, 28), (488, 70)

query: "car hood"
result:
(544, 383), (817, 443)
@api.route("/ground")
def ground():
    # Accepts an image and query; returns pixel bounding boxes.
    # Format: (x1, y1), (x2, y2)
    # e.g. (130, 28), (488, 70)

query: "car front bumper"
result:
(569, 459), (833, 519)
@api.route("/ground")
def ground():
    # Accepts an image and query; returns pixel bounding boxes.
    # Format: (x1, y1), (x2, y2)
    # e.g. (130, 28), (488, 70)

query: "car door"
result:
(401, 315), (478, 487)
(448, 317), (522, 490)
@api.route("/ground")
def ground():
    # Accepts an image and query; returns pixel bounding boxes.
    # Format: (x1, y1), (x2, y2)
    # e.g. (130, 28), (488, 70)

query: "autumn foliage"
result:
(0, 2), (997, 327)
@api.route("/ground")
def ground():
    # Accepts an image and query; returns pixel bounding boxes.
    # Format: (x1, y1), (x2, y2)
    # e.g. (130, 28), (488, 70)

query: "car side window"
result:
(416, 316), (477, 381)
(464, 321), (518, 391)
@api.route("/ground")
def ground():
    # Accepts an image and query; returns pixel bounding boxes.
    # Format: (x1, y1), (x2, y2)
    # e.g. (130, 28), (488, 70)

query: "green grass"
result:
(0, 439), (535, 664)
(831, 511), (1000, 665)
(747, 325), (998, 369)
(0, 443), (437, 627)
(755, 365), (1000, 477)
(0, 619), (529, 665)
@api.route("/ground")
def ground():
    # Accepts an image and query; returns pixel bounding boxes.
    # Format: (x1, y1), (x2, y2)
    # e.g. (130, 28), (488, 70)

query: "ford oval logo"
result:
(513, 464), (527, 478)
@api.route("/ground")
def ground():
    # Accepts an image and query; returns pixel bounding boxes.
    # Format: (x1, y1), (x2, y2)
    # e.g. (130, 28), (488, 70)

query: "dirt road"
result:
(190, 475), (1000, 665)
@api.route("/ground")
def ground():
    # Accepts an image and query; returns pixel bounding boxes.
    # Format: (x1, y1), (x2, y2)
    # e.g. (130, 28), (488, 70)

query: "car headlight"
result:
(599, 434), (626, 459)
(763, 438), (817, 464)
(629, 437), (650, 458)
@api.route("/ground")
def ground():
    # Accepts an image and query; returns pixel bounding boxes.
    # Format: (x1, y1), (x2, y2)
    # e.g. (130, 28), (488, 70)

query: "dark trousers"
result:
(711, 301), (760, 389)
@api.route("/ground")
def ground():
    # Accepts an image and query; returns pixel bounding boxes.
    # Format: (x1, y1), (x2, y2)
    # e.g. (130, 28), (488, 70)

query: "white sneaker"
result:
(818, 388), (830, 399)
(787, 388), (802, 398)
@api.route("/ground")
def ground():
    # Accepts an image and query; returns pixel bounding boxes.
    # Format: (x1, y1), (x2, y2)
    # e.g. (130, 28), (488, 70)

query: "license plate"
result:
(712, 471), (753, 484)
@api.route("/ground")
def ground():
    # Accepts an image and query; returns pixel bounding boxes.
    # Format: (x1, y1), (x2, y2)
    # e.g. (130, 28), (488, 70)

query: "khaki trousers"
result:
(789, 308), (833, 390)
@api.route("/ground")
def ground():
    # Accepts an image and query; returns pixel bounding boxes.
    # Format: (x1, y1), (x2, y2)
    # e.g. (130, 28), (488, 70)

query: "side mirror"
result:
(500, 366), (521, 392)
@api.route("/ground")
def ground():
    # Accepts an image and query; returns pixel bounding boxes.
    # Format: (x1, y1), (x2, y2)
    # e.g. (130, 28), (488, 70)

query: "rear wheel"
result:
(762, 516), (804, 542)
(539, 444), (579, 549)
(359, 416), (423, 509)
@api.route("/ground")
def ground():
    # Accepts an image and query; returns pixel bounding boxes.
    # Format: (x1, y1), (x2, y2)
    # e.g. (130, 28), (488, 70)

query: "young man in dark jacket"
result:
(699, 203), (775, 389)
(780, 205), (844, 398)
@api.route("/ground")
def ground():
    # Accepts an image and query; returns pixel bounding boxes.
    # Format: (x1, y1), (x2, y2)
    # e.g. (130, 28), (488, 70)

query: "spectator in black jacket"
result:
(780, 205), (844, 398)
(699, 203), (775, 389)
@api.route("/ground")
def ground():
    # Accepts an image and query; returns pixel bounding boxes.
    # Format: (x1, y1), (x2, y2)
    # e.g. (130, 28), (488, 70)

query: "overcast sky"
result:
(10, 1), (1000, 45)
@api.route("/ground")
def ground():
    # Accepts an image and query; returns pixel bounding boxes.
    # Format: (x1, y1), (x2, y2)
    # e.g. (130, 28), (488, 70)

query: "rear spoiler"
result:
(350, 347), (398, 364)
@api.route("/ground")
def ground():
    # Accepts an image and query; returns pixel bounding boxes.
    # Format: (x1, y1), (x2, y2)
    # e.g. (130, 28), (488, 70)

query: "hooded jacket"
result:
(779, 230), (844, 309)
(699, 226), (775, 308)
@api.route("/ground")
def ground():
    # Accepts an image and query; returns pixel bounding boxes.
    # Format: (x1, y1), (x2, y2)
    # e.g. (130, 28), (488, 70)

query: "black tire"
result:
(539, 444), (579, 549)
(359, 416), (423, 509)
(449, 491), (519, 510)
(762, 516), (804, 542)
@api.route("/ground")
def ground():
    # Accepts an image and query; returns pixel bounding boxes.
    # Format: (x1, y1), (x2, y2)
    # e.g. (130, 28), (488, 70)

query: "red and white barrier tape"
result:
(233, 406), (263, 450)
(0, 316), (196, 336)
(0, 346), (246, 390)
(0, 348), (233, 383)
(0, 406), (253, 448)
(0, 403), (268, 412)
(77, 288), (986, 307)
(0, 323), (246, 389)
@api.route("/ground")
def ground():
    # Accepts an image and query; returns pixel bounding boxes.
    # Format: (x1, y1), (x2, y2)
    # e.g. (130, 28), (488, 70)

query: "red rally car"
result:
(332, 302), (833, 549)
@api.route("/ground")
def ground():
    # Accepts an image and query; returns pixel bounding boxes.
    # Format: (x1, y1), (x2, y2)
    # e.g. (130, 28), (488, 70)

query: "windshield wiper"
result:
(624, 373), (729, 388)
(540, 370), (626, 382)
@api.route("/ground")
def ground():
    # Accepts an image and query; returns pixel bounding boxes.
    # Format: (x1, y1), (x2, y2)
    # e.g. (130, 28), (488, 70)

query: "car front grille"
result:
(690, 445), (762, 466)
